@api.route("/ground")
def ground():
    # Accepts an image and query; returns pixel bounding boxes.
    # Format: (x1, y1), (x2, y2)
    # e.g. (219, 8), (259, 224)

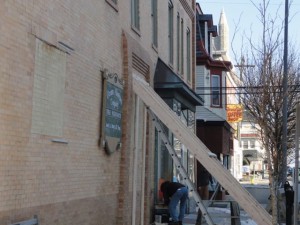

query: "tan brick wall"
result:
(0, 0), (195, 224)
(0, 1), (122, 224)
(0, 195), (118, 225)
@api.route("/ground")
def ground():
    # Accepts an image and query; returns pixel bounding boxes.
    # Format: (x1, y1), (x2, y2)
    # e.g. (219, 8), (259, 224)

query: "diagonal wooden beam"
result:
(132, 74), (272, 225)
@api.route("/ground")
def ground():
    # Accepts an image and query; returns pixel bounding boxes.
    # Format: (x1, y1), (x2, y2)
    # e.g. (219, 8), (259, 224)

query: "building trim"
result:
(179, 0), (195, 19)
(132, 52), (150, 78)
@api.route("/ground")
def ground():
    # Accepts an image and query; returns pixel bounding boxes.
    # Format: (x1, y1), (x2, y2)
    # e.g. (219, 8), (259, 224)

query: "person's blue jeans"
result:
(168, 187), (188, 222)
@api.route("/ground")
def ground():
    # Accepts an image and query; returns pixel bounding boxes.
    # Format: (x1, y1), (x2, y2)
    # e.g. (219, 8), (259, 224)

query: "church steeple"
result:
(218, 9), (229, 54)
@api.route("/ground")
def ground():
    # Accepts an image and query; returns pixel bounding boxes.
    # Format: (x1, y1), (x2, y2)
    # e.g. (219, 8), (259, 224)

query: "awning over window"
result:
(154, 58), (204, 112)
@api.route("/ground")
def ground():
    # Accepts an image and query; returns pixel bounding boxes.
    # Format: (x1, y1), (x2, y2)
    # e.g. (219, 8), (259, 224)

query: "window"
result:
(168, 1), (174, 64)
(224, 76), (227, 105)
(250, 140), (255, 148)
(243, 141), (248, 149)
(186, 28), (191, 82)
(177, 13), (180, 71)
(180, 19), (184, 74)
(131, 0), (140, 30)
(152, 0), (158, 47)
(211, 75), (221, 106)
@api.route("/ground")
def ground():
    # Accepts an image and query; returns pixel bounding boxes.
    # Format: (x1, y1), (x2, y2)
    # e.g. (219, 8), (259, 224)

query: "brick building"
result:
(0, 0), (198, 224)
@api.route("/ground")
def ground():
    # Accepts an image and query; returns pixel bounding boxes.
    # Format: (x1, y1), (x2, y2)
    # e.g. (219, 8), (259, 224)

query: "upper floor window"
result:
(180, 18), (184, 74)
(243, 140), (248, 149)
(152, 0), (158, 47)
(250, 140), (255, 148)
(186, 28), (191, 82)
(168, 0), (174, 65)
(131, 0), (140, 30)
(177, 13), (180, 72)
(211, 75), (221, 107)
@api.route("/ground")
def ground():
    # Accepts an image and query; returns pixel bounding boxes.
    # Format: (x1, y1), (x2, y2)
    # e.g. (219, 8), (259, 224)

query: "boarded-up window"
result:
(31, 38), (66, 136)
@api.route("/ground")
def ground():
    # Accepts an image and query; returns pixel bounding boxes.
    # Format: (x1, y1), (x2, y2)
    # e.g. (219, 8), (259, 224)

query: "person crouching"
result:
(160, 181), (188, 225)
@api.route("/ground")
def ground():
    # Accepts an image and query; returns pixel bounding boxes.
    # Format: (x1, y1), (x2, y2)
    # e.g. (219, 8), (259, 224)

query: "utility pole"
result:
(294, 103), (300, 225)
(282, 0), (289, 185)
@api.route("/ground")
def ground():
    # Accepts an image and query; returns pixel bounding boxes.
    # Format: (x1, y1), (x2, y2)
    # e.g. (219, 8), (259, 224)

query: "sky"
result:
(196, 0), (300, 64)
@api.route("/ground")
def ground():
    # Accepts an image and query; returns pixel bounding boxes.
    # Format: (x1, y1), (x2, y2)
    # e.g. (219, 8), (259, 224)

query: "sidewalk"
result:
(182, 208), (257, 225)
(182, 178), (269, 225)
(182, 177), (293, 225)
(157, 177), (294, 225)
(239, 174), (270, 185)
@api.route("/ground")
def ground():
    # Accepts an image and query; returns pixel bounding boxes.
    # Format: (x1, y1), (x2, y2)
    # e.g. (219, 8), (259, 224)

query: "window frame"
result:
(211, 74), (221, 107)
(131, 0), (140, 31)
(186, 27), (191, 82)
(168, 0), (174, 65)
(250, 140), (255, 148)
(151, 0), (158, 48)
(176, 13), (180, 72)
(180, 18), (184, 75)
(243, 140), (249, 149)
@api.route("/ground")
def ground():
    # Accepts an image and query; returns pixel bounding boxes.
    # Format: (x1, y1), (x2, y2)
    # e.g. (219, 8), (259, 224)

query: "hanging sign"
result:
(227, 104), (243, 123)
(101, 72), (124, 154)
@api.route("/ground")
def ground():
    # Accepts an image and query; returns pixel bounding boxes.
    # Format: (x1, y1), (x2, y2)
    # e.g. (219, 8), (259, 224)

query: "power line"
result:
(196, 84), (300, 90)
(196, 84), (300, 95)
(198, 90), (300, 96)
(198, 1), (300, 6)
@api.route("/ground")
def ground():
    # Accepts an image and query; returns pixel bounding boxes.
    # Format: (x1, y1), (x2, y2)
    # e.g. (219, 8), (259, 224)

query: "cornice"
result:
(179, 0), (195, 19)
(196, 55), (232, 71)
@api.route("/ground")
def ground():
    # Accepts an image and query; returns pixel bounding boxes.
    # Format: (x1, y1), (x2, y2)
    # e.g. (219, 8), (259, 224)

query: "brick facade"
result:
(0, 0), (195, 224)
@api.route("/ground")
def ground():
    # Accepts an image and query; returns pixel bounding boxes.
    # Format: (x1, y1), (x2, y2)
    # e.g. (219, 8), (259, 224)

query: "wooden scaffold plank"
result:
(132, 74), (272, 225)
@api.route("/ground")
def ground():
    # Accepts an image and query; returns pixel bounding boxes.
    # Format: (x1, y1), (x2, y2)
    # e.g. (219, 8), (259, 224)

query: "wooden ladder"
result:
(148, 109), (215, 225)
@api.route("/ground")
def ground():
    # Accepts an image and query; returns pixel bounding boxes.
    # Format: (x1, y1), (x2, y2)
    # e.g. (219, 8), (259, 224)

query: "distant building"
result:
(240, 112), (266, 174)
(195, 4), (240, 193)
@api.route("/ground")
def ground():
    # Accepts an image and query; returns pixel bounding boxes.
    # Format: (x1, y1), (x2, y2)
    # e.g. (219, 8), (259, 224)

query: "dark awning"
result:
(154, 58), (204, 112)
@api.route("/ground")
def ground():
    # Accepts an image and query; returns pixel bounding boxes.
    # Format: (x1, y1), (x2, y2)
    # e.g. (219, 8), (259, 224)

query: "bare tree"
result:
(234, 0), (300, 223)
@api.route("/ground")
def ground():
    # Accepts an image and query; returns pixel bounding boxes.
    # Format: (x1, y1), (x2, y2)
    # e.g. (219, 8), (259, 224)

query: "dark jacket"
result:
(160, 181), (185, 205)
(198, 169), (212, 187)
